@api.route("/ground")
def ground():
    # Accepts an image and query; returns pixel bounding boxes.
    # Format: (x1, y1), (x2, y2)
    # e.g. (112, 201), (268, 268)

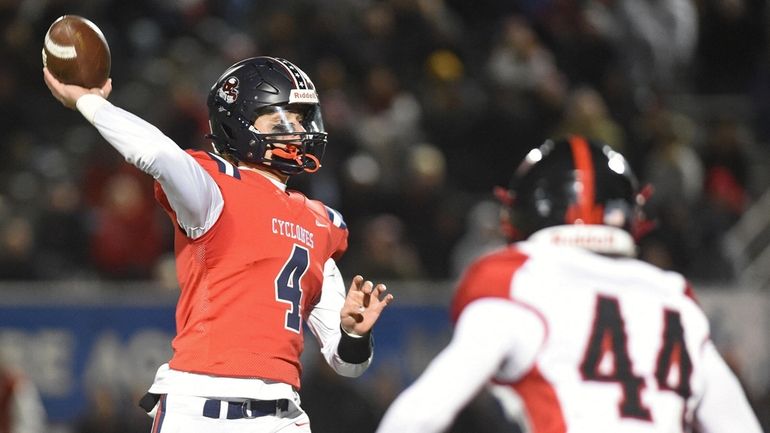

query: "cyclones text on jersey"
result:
(272, 217), (314, 249)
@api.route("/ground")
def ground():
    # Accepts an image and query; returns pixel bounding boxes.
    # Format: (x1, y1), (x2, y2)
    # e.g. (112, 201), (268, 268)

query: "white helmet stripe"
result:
(273, 57), (311, 90)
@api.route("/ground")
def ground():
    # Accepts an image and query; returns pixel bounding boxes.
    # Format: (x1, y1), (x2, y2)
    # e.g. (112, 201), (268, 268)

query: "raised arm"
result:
(44, 68), (222, 238)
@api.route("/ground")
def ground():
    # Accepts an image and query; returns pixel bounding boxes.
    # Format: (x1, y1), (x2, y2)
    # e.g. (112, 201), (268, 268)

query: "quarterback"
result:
(45, 56), (393, 432)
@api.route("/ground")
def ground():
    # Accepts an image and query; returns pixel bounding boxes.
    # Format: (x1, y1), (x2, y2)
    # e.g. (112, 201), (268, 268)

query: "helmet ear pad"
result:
(206, 57), (327, 175)
(207, 116), (245, 156)
(505, 136), (640, 241)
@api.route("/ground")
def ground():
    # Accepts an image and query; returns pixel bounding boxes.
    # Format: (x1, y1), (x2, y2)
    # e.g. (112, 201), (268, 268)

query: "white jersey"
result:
(477, 241), (707, 432)
(377, 227), (762, 433)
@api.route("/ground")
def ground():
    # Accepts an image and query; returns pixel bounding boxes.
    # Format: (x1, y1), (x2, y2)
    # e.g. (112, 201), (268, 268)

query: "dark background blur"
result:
(1, 0), (769, 432)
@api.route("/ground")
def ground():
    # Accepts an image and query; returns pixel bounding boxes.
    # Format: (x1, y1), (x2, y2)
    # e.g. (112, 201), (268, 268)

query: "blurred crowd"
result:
(1, 0), (769, 285)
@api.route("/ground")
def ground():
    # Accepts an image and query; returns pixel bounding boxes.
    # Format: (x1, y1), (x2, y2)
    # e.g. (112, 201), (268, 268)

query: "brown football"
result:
(42, 15), (111, 88)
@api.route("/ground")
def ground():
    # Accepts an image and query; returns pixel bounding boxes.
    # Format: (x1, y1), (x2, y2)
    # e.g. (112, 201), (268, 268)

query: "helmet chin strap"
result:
(302, 154), (321, 173)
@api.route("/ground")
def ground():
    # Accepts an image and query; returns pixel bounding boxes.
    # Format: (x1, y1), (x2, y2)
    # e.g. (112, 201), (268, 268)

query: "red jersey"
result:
(155, 150), (348, 388)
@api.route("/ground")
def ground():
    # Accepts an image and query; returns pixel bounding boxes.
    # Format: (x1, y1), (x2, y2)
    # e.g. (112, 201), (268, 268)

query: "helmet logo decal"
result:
(289, 89), (319, 104)
(218, 76), (240, 104)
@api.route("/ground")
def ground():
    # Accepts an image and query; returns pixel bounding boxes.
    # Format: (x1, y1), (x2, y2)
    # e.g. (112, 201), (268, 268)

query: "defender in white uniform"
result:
(377, 136), (762, 433)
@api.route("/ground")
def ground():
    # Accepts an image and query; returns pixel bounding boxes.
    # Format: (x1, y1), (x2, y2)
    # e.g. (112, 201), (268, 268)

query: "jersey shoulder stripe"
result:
(450, 247), (529, 322)
(206, 152), (241, 179)
(683, 279), (699, 304)
(324, 205), (347, 229)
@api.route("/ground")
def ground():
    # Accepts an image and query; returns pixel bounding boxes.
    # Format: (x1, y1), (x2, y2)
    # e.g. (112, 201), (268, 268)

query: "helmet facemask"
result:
(243, 104), (327, 175)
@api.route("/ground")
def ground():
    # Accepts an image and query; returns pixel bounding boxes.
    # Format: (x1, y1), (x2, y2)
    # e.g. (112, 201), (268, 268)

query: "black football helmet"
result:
(498, 136), (644, 243)
(207, 56), (327, 175)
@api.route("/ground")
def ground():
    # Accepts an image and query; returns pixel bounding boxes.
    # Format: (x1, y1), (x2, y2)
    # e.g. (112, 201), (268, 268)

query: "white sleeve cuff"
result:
(75, 94), (109, 124)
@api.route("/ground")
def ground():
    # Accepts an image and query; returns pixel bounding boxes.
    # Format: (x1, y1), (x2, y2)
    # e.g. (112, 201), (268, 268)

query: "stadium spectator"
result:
(0, 362), (46, 433)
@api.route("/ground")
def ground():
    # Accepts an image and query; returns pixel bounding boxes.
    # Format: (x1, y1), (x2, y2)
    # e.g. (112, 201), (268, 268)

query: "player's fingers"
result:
(350, 278), (373, 296)
(360, 284), (376, 308)
(372, 283), (387, 297)
(361, 279), (374, 295)
(365, 284), (386, 305)
(370, 293), (394, 313)
(343, 291), (366, 314)
(43, 67), (55, 83)
(43, 68), (76, 108)
(95, 78), (112, 98)
(101, 78), (113, 98)
(349, 275), (364, 292)
(43, 68), (67, 94)
(375, 283), (391, 300)
(348, 289), (363, 299)
(43, 68), (59, 93)
(367, 293), (394, 317)
(361, 281), (380, 309)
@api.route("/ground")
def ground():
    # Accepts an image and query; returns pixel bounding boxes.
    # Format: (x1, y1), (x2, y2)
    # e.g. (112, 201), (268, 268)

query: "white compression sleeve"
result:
(306, 259), (372, 378)
(77, 94), (223, 238)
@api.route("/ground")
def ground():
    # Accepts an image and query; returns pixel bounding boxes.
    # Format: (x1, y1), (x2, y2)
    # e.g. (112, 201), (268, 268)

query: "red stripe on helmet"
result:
(566, 136), (603, 224)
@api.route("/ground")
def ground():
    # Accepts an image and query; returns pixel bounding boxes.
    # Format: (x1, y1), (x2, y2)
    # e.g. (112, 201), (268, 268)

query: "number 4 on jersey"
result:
(579, 295), (693, 421)
(275, 245), (309, 334)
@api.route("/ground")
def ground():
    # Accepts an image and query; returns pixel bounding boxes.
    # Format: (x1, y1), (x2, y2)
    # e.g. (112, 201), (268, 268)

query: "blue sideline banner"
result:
(0, 286), (767, 427)
(0, 303), (176, 423)
(0, 300), (453, 424)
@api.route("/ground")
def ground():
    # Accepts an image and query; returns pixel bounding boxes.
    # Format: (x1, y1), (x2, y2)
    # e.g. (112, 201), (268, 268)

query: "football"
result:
(42, 15), (111, 88)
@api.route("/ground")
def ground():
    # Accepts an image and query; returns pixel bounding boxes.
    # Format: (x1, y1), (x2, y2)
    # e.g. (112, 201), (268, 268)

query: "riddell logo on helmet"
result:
(289, 89), (318, 104)
(551, 231), (616, 248)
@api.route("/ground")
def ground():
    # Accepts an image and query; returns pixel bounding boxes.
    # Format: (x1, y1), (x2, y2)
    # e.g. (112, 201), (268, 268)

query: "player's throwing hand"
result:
(341, 275), (393, 336)
(43, 67), (111, 109)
